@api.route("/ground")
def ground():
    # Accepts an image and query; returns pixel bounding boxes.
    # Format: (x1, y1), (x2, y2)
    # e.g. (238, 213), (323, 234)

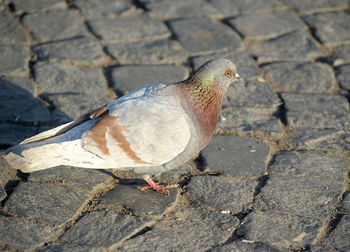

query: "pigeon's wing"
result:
(81, 87), (193, 168)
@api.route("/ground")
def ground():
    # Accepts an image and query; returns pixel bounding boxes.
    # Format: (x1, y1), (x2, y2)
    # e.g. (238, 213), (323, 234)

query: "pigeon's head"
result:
(195, 58), (245, 91)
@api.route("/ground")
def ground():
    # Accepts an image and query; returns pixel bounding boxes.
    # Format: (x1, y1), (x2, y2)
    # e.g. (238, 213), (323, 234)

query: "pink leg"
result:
(139, 177), (178, 193)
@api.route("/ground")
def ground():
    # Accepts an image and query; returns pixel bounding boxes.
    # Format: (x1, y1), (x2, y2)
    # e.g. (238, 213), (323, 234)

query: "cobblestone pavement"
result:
(0, 0), (349, 251)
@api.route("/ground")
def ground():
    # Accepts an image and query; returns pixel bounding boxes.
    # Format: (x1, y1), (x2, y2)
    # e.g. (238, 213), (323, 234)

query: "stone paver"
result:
(208, 0), (286, 16)
(340, 193), (350, 214)
(213, 241), (288, 252)
(61, 211), (154, 249)
(282, 94), (349, 129)
(106, 39), (187, 65)
(188, 175), (257, 213)
(11, 0), (65, 13)
(332, 44), (350, 65)
(110, 65), (189, 94)
(336, 64), (350, 91)
(237, 211), (323, 249)
(1, 0), (350, 251)
(291, 129), (350, 153)
(5, 181), (89, 225)
(0, 10), (27, 44)
(0, 216), (62, 250)
(98, 184), (179, 217)
(283, 0), (349, 14)
(32, 35), (105, 65)
(117, 207), (240, 251)
(74, 0), (137, 19)
(34, 62), (108, 95)
(228, 10), (305, 40)
(88, 13), (170, 43)
(22, 8), (88, 43)
(200, 135), (270, 177)
(263, 62), (336, 93)
(255, 175), (344, 218)
(304, 12), (350, 47)
(324, 215), (350, 250)
(0, 76), (50, 123)
(141, 0), (221, 19)
(219, 81), (282, 136)
(0, 44), (29, 77)
(268, 151), (349, 182)
(249, 30), (323, 63)
(169, 16), (243, 55)
(28, 166), (115, 192)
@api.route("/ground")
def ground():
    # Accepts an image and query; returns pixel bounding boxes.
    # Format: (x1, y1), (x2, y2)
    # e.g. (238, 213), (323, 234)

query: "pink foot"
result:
(139, 177), (178, 193)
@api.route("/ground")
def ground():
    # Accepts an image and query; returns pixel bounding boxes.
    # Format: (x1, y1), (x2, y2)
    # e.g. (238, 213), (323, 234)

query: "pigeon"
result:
(5, 58), (245, 192)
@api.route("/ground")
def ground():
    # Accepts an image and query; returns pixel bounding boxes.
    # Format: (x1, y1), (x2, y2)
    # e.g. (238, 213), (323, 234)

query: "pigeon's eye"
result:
(225, 70), (231, 76)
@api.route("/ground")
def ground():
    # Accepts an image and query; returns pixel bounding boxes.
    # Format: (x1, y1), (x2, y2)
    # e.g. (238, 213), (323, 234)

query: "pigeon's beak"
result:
(233, 72), (247, 87)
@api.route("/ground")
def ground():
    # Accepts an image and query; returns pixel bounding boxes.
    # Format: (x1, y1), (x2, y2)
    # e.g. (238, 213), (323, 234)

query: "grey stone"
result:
(283, 0), (349, 14)
(74, 0), (137, 19)
(281, 94), (350, 129)
(0, 76), (36, 96)
(188, 176), (257, 213)
(324, 215), (350, 250)
(192, 50), (261, 80)
(304, 12), (350, 47)
(22, 9), (88, 43)
(223, 81), (281, 109)
(0, 216), (62, 250)
(88, 13), (170, 43)
(106, 39), (187, 65)
(263, 62), (336, 94)
(228, 10), (305, 40)
(0, 124), (37, 146)
(336, 64), (350, 90)
(254, 175), (344, 218)
(0, 44), (29, 77)
(213, 240), (287, 252)
(0, 152), (17, 186)
(34, 62), (108, 95)
(5, 181), (89, 225)
(249, 30), (323, 63)
(332, 44), (350, 66)
(37, 243), (105, 252)
(99, 184), (179, 217)
(32, 35), (105, 65)
(201, 135), (270, 177)
(291, 129), (350, 153)
(141, 0), (221, 19)
(28, 166), (114, 192)
(340, 193), (350, 214)
(110, 65), (189, 95)
(11, 0), (65, 13)
(268, 151), (349, 182)
(168, 16), (243, 56)
(218, 107), (283, 136)
(117, 207), (240, 251)
(0, 184), (6, 201)
(208, 0), (286, 17)
(61, 211), (154, 248)
(0, 77), (51, 123)
(237, 211), (323, 249)
(44, 93), (111, 122)
(0, 10), (27, 44)
(218, 81), (282, 136)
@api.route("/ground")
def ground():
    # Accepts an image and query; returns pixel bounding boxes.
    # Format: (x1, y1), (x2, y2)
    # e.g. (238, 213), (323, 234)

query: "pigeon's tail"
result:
(5, 140), (70, 173)
(5, 135), (115, 173)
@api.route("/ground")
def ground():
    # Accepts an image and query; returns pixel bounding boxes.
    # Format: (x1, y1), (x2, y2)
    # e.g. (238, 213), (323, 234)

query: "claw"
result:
(139, 177), (178, 194)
